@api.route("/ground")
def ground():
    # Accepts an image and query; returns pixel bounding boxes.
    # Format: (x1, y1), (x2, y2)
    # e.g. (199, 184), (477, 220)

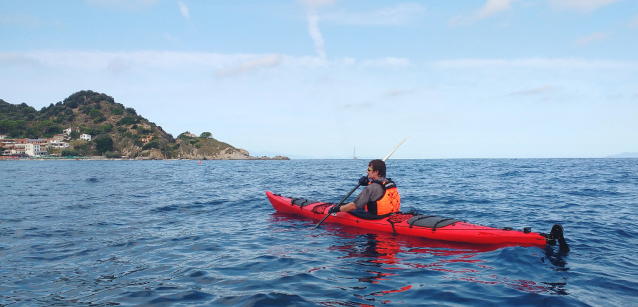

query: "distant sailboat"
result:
(353, 147), (357, 159)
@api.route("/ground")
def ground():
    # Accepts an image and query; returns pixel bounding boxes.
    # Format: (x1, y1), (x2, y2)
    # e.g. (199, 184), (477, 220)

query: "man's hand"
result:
(358, 176), (369, 186)
(328, 205), (340, 214)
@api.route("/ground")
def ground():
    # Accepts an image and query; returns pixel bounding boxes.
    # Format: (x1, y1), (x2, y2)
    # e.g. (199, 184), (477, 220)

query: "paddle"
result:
(313, 137), (409, 229)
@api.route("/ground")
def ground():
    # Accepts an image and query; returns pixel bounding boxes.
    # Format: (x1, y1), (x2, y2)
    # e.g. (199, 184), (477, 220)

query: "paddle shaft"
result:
(313, 137), (409, 229)
(312, 183), (360, 229)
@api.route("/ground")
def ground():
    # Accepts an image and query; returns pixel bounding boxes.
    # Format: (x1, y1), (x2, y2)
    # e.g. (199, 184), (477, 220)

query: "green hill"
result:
(0, 90), (283, 159)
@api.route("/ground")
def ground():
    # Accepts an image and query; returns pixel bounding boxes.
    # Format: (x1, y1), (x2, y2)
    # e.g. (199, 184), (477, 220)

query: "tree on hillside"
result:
(94, 135), (114, 155)
(89, 108), (103, 119)
(69, 130), (80, 140)
(200, 132), (212, 139)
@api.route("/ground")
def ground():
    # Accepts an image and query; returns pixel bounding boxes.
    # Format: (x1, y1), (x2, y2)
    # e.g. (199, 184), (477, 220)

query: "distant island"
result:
(0, 90), (289, 160)
(607, 152), (638, 158)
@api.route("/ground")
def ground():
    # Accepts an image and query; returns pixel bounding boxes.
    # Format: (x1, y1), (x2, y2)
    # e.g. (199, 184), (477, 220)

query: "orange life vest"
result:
(366, 179), (401, 215)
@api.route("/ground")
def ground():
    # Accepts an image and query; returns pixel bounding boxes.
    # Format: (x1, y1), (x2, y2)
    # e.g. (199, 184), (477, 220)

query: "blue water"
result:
(1, 159), (637, 306)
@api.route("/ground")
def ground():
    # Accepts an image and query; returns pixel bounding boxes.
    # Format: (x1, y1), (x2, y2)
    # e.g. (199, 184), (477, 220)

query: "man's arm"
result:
(338, 202), (358, 212)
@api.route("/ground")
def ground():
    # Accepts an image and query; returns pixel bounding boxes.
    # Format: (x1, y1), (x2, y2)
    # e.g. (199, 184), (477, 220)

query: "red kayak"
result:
(266, 191), (569, 249)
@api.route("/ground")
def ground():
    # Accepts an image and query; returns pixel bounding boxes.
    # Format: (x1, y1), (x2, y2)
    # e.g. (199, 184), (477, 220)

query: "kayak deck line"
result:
(266, 191), (569, 250)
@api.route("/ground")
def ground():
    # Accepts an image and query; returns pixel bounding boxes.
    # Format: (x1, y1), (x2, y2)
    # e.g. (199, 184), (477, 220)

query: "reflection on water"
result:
(272, 212), (570, 305)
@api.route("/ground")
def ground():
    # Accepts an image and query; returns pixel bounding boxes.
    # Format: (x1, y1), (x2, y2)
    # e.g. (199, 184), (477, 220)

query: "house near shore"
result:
(1, 138), (15, 148)
(25, 143), (49, 157)
(0, 137), (72, 157)
(80, 134), (92, 141)
(6, 148), (25, 156)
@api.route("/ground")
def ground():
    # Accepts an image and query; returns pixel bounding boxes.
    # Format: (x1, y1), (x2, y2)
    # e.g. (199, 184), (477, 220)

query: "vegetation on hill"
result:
(0, 90), (252, 159)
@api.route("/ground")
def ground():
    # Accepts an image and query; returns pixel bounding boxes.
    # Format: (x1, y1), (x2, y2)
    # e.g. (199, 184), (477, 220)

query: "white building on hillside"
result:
(63, 127), (80, 135)
(80, 134), (91, 141)
(49, 139), (70, 149)
(25, 143), (49, 157)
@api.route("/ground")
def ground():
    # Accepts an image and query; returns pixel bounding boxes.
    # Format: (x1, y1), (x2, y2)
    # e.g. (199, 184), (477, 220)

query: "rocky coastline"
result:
(1, 90), (290, 160)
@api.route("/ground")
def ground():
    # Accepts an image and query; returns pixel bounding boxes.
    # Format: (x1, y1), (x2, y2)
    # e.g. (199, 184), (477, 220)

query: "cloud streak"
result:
(575, 31), (613, 46)
(306, 11), (327, 59)
(548, 0), (620, 12)
(178, 1), (190, 19)
(299, 0), (335, 60)
(449, 0), (513, 26)
(6, 51), (638, 73)
(217, 54), (283, 77)
(432, 58), (638, 69)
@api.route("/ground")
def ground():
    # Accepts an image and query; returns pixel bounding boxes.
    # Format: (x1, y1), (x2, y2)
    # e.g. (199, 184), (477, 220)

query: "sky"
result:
(1, 0), (637, 159)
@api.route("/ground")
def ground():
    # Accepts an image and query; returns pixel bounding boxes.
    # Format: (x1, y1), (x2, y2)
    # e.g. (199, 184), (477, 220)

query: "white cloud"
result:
(548, 0), (620, 12)
(449, 0), (513, 26)
(0, 52), (41, 66)
(0, 51), (339, 73)
(299, 0), (335, 60)
(509, 86), (554, 96)
(575, 31), (613, 46)
(306, 11), (327, 59)
(476, 0), (513, 18)
(217, 54), (284, 77)
(322, 3), (426, 26)
(107, 58), (132, 72)
(432, 58), (638, 69)
(178, 1), (190, 19)
(299, 2), (425, 59)
(2, 50), (637, 159)
(0, 51), (238, 71)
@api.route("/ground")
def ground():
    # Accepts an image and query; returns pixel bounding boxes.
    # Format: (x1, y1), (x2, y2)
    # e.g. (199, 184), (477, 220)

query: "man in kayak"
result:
(329, 159), (401, 215)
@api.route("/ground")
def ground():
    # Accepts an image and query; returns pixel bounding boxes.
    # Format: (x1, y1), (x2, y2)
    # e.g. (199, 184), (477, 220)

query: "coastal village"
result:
(1, 127), (92, 159)
(1, 91), (289, 160)
(0, 129), (198, 160)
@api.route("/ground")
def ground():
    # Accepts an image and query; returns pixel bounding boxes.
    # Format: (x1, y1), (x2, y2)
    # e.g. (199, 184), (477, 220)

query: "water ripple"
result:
(1, 159), (637, 306)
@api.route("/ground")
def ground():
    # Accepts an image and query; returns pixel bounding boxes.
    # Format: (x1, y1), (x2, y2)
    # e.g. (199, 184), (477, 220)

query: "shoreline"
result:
(0, 156), (290, 161)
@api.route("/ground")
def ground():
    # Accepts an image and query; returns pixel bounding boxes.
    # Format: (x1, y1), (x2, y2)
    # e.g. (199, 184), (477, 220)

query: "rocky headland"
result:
(0, 90), (289, 160)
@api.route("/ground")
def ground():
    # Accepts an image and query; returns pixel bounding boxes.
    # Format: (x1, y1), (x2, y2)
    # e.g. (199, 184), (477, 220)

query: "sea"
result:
(1, 159), (637, 306)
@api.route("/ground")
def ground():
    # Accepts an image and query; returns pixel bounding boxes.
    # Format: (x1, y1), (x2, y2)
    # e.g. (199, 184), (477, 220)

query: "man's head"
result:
(367, 159), (386, 179)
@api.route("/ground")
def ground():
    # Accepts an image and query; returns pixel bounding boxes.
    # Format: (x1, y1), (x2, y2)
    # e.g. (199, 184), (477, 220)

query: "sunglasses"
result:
(367, 167), (373, 171)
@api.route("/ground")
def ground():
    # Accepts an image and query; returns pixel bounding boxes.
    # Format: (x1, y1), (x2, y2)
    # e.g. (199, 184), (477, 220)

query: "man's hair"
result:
(369, 159), (386, 177)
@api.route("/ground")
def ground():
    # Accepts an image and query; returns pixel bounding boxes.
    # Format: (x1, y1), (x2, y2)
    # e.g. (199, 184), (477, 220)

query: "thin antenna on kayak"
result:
(383, 136), (409, 161)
